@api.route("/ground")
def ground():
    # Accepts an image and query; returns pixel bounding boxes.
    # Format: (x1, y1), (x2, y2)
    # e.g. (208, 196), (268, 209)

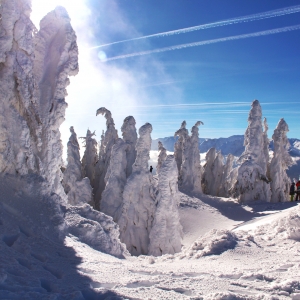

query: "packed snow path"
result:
(1, 175), (299, 299)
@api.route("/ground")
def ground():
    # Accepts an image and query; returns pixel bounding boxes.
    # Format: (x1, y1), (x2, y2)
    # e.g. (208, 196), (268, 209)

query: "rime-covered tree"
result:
(157, 141), (167, 175)
(263, 118), (270, 178)
(94, 107), (118, 210)
(190, 121), (204, 193)
(81, 129), (98, 188)
(121, 116), (137, 178)
(202, 148), (217, 195)
(149, 155), (183, 256)
(63, 127), (93, 206)
(118, 123), (157, 256)
(174, 121), (187, 172)
(232, 100), (271, 203)
(100, 116), (137, 221)
(0, 3), (78, 198)
(100, 139), (128, 222)
(219, 154), (234, 197)
(270, 119), (294, 202)
(210, 151), (224, 196)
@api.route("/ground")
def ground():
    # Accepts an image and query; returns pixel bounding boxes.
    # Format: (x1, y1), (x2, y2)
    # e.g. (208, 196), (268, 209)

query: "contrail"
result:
(91, 5), (300, 49)
(105, 24), (300, 61)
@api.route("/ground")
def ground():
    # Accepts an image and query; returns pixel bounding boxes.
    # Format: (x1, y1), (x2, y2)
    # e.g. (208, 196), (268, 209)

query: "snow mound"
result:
(65, 204), (128, 258)
(183, 229), (238, 258)
(254, 205), (300, 241)
(204, 292), (256, 300)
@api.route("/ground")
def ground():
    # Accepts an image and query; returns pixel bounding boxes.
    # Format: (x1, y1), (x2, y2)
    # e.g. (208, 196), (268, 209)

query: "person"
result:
(149, 166), (153, 173)
(289, 182), (295, 201)
(295, 179), (300, 201)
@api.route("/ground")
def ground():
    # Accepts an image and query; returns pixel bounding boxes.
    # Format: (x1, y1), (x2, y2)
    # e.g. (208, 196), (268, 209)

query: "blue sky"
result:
(32, 0), (300, 149)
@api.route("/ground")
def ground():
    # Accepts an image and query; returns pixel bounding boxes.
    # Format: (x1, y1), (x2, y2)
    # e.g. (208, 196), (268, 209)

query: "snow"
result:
(1, 2), (300, 299)
(1, 171), (300, 299)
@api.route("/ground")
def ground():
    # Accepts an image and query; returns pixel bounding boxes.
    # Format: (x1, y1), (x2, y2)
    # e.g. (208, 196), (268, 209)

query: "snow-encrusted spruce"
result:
(80, 129), (98, 188)
(0, 0), (38, 177)
(263, 117), (270, 178)
(33, 6), (79, 198)
(270, 119), (294, 202)
(121, 116), (137, 178)
(118, 123), (157, 256)
(0, 2), (79, 199)
(174, 121), (187, 172)
(100, 138), (128, 222)
(156, 141), (167, 175)
(190, 121), (204, 193)
(232, 100), (271, 203)
(94, 107), (118, 210)
(179, 121), (204, 193)
(202, 148), (217, 195)
(63, 127), (93, 206)
(149, 155), (183, 256)
(210, 151), (224, 196)
(100, 116), (137, 221)
(219, 154), (234, 197)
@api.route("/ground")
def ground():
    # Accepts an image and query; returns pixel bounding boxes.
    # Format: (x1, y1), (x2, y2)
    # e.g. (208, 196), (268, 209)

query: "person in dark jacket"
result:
(150, 166), (153, 173)
(295, 179), (300, 201)
(290, 182), (295, 201)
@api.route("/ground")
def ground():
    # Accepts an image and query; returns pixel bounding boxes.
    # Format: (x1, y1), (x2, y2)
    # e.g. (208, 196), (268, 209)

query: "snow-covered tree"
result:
(81, 129), (98, 188)
(202, 148), (217, 194)
(63, 127), (93, 206)
(174, 121), (187, 172)
(118, 123), (157, 256)
(263, 117), (270, 178)
(219, 154), (234, 197)
(190, 121), (204, 193)
(0, 2), (78, 198)
(157, 141), (167, 175)
(232, 100), (271, 203)
(94, 107), (118, 210)
(270, 119), (294, 202)
(210, 151), (224, 196)
(149, 155), (183, 256)
(100, 139), (128, 222)
(121, 116), (137, 178)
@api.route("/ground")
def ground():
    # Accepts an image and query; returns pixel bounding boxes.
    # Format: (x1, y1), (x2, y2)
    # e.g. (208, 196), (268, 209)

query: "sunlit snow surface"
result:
(1, 173), (300, 299)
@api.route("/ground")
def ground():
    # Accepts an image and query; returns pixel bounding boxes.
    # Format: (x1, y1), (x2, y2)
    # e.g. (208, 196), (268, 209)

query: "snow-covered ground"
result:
(1, 173), (300, 300)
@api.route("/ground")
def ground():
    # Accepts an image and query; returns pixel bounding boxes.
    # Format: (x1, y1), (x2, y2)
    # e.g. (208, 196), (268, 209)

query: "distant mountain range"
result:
(152, 135), (300, 180)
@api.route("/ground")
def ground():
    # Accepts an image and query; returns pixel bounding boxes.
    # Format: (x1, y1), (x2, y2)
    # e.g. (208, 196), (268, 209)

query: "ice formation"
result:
(219, 154), (234, 197)
(121, 116), (137, 178)
(81, 129), (98, 189)
(100, 138), (128, 222)
(210, 151), (224, 196)
(94, 107), (118, 210)
(63, 127), (92, 206)
(148, 155), (183, 256)
(232, 100), (271, 203)
(270, 119), (294, 202)
(156, 141), (167, 175)
(174, 121), (187, 172)
(0, 2), (79, 198)
(202, 148), (217, 194)
(118, 123), (157, 256)
(189, 121), (204, 193)
(263, 117), (270, 178)
(175, 121), (203, 193)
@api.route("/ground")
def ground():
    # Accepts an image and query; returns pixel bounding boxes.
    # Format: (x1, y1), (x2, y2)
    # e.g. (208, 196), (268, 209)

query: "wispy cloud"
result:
(91, 4), (300, 49)
(105, 24), (300, 61)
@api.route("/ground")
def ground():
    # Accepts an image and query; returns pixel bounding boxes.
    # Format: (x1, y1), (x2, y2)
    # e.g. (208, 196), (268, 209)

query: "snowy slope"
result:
(1, 173), (300, 299)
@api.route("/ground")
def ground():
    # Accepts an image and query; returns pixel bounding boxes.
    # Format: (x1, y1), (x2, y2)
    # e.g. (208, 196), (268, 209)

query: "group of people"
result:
(289, 179), (300, 201)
